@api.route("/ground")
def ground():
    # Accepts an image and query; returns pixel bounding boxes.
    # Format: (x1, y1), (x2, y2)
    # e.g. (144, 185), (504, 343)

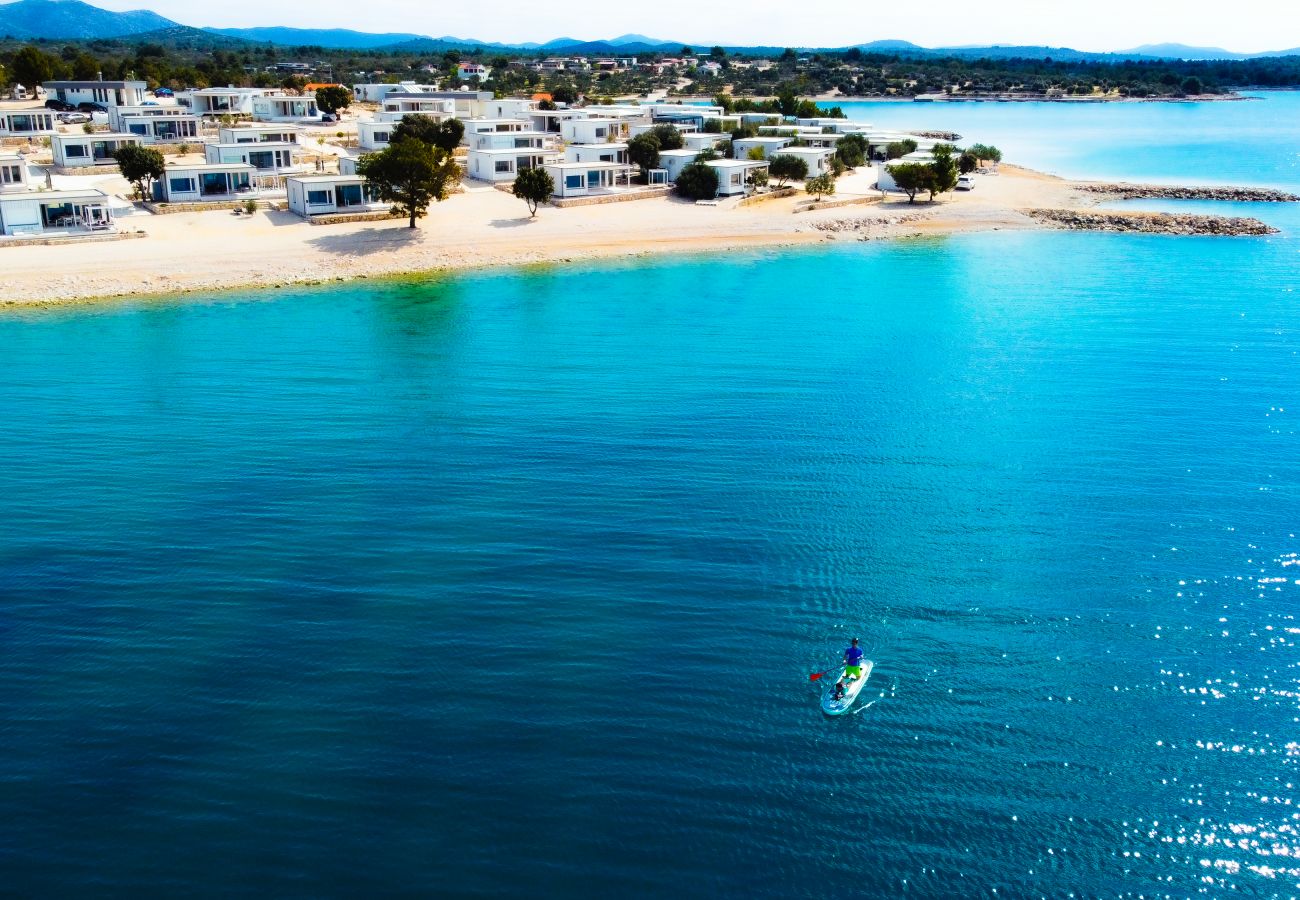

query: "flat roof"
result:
(43, 80), (146, 89)
(544, 161), (633, 170)
(0, 188), (108, 202)
(658, 149), (700, 157)
(287, 174), (365, 183)
(53, 132), (139, 141)
(189, 87), (267, 94)
(737, 136), (792, 143)
(207, 141), (298, 148)
(470, 147), (557, 155)
(570, 141), (628, 150)
(165, 163), (256, 172)
(706, 159), (767, 168)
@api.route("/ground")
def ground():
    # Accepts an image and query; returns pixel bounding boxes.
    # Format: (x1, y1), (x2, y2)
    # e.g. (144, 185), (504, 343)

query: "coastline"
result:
(0, 165), (1284, 309)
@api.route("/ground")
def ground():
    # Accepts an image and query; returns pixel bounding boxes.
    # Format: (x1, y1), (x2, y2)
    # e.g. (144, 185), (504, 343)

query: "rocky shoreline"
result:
(1025, 208), (1278, 236)
(1075, 183), (1300, 202)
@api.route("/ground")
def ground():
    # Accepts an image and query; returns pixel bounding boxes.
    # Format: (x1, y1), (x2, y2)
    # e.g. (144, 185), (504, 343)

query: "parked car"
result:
(140, 101), (159, 106)
(45, 98), (76, 112)
(153, 88), (174, 97)
(77, 101), (108, 113)
(57, 112), (90, 124)
(956, 174), (975, 191)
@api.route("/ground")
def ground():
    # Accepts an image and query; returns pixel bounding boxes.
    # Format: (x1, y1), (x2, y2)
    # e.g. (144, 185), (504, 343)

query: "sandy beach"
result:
(0, 163), (1107, 307)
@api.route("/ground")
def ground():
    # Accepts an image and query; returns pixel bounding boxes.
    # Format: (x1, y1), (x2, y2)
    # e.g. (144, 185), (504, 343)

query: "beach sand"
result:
(0, 164), (1090, 306)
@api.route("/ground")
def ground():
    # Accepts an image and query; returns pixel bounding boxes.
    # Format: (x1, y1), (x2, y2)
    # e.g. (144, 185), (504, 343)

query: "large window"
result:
(306, 190), (331, 205)
(565, 174), (582, 189)
(64, 144), (88, 158)
(1, 164), (22, 184)
(494, 160), (512, 173)
(169, 177), (195, 194)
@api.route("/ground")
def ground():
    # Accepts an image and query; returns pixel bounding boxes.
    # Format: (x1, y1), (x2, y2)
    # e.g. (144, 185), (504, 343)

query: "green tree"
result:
(805, 172), (836, 200)
(113, 144), (165, 200)
(315, 85), (352, 115)
(745, 146), (766, 161)
(768, 154), (808, 186)
(887, 162), (933, 203)
(928, 146), (959, 199)
(356, 137), (459, 228)
(11, 46), (56, 89)
(834, 133), (867, 168)
(885, 139), (918, 159)
(511, 166), (554, 217)
(392, 115), (464, 153)
(550, 83), (578, 105)
(967, 143), (1002, 165)
(1181, 75), (1203, 95)
(674, 161), (718, 200)
(959, 151), (978, 174)
(710, 46), (727, 60)
(648, 123), (685, 150)
(627, 132), (661, 176)
(712, 93), (733, 114)
(776, 83), (798, 116)
(71, 52), (101, 81)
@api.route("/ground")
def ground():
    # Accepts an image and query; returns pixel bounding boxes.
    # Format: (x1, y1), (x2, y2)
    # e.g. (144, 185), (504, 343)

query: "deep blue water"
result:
(3, 96), (1300, 897)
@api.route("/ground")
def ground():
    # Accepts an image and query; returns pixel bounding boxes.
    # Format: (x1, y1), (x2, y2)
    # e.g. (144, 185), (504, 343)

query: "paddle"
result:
(809, 666), (842, 682)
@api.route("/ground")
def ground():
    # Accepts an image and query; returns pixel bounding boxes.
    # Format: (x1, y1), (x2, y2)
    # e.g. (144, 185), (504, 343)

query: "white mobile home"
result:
(158, 163), (257, 203)
(51, 133), (141, 169)
(731, 136), (793, 160)
(285, 174), (384, 218)
(542, 161), (635, 198)
(42, 80), (148, 108)
(217, 124), (301, 145)
(773, 146), (836, 177)
(185, 87), (268, 116)
(358, 120), (397, 151)
(681, 132), (725, 152)
(338, 156), (360, 176)
(0, 110), (56, 137)
(0, 188), (113, 236)
(466, 147), (556, 182)
(561, 117), (633, 145)
(252, 95), (319, 122)
(656, 148), (700, 183)
(110, 107), (201, 143)
(705, 159), (768, 196)
(565, 142), (628, 165)
(0, 153), (31, 193)
(204, 141), (300, 173)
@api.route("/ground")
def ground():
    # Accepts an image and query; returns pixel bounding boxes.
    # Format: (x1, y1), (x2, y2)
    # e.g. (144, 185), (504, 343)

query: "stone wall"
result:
(551, 187), (671, 208)
(142, 199), (281, 215)
(794, 195), (880, 213)
(307, 209), (401, 225)
(0, 229), (146, 249)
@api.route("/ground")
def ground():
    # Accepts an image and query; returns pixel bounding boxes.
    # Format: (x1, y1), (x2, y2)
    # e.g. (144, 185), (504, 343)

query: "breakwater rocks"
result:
(1075, 182), (1300, 202)
(912, 130), (963, 142)
(1026, 208), (1278, 236)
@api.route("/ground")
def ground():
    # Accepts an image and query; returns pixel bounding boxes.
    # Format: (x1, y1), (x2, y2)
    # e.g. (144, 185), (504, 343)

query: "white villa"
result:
(705, 158), (769, 196)
(681, 132), (726, 152)
(878, 153), (936, 191)
(462, 119), (533, 144)
(218, 124), (301, 145)
(0, 110), (57, 137)
(386, 90), (491, 119)
(542, 161), (635, 198)
(204, 141), (300, 173)
(380, 94), (457, 119)
(565, 143), (628, 165)
(732, 136), (794, 159)
(530, 107), (588, 134)
(483, 98), (538, 120)
(352, 82), (439, 103)
(184, 87), (268, 116)
(0, 187), (114, 236)
(109, 106), (201, 143)
(285, 174), (384, 218)
(158, 163), (257, 203)
(0, 153), (31, 192)
(42, 79), (148, 108)
(252, 94), (319, 122)
(466, 146), (557, 183)
(456, 63), (491, 81)
(656, 148), (700, 183)
(561, 117), (633, 145)
(775, 146), (837, 177)
(466, 127), (549, 151)
(51, 132), (140, 169)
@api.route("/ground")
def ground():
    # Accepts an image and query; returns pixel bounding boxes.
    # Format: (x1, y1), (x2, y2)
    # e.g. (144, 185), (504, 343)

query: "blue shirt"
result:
(845, 646), (864, 667)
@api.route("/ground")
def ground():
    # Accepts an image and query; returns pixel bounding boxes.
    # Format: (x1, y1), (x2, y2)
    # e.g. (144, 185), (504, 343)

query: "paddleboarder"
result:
(843, 638), (864, 681)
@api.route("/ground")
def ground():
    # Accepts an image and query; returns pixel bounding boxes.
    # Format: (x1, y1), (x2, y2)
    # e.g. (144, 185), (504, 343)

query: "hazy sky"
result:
(86, 0), (1299, 52)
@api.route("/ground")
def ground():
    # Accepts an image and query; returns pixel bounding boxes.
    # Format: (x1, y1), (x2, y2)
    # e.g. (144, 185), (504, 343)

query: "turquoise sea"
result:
(2, 94), (1299, 897)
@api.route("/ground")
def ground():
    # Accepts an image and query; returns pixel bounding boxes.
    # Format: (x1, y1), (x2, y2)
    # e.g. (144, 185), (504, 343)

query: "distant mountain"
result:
(0, 0), (178, 39)
(206, 26), (428, 49)
(853, 40), (925, 52)
(1122, 43), (1248, 60)
(606, 34), (672, 47)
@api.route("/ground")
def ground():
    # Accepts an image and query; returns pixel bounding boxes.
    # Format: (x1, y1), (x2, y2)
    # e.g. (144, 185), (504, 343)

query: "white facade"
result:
(159, 163), (257, 203)
(462, 119), (532, 145)
(0, 153), (30, 193)
(467, 130), (549, 152)
(561, 118), (633, 145)
(732, 136), (793, 160)
(705, 159), (768, 196)
(543, 161), (635, 198)
(109, 106), (201, 143)
(338, 156), (360, 176)
(382, 90), (490, 119)
(681, 132), (726, 152)
(656, 148), (700, 183)
(185, 87), (268, 116)
(457, 63), (491, 81)
(51, 133), (141, 169)
(878, 154), (935, 192)
(285, 174), (383, 217)
(358, 120), (397, 151)
(43, 80), (147, 108)
(0, 188), (113, 236)
(565, 142), (628, 165)
(774, 146), (836, 177)
(353, 82), (439, 103)
(466, 148), (557, 182)
(0, 110), (56, 137)
(484, 98), (538, 120)
(218, 124), (301, 145)
(380, 94), (457, 119)
(204, 142), (300, 173)
(252, 95), (319, 122)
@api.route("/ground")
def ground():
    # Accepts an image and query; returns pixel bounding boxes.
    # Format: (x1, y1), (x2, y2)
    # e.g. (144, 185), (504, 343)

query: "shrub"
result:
(674, 162), (718, 200)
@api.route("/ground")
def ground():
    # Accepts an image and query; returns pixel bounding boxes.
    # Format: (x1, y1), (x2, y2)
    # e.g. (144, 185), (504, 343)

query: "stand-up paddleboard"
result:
(821, 660), (873, 716)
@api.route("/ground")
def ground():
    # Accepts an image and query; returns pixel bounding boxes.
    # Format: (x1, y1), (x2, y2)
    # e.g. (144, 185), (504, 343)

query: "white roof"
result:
(544, 161), (633, 171)
(288, 174), (364, 184)
(738, 136), (791, 144)
(0, 188), (108, 202)
(54, 131), (138, 141)
(658, 149), (699, 158)
(166, 162), (256, 173)
(706, 159), (767, 169)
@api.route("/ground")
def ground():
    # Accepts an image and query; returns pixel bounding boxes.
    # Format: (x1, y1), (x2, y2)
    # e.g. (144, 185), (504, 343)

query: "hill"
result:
(0, 0), (178, 39)
(205, 26), (428, 49)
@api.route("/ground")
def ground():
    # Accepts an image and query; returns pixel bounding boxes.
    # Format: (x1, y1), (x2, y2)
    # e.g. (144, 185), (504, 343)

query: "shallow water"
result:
(3, 95), (1300, 897)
